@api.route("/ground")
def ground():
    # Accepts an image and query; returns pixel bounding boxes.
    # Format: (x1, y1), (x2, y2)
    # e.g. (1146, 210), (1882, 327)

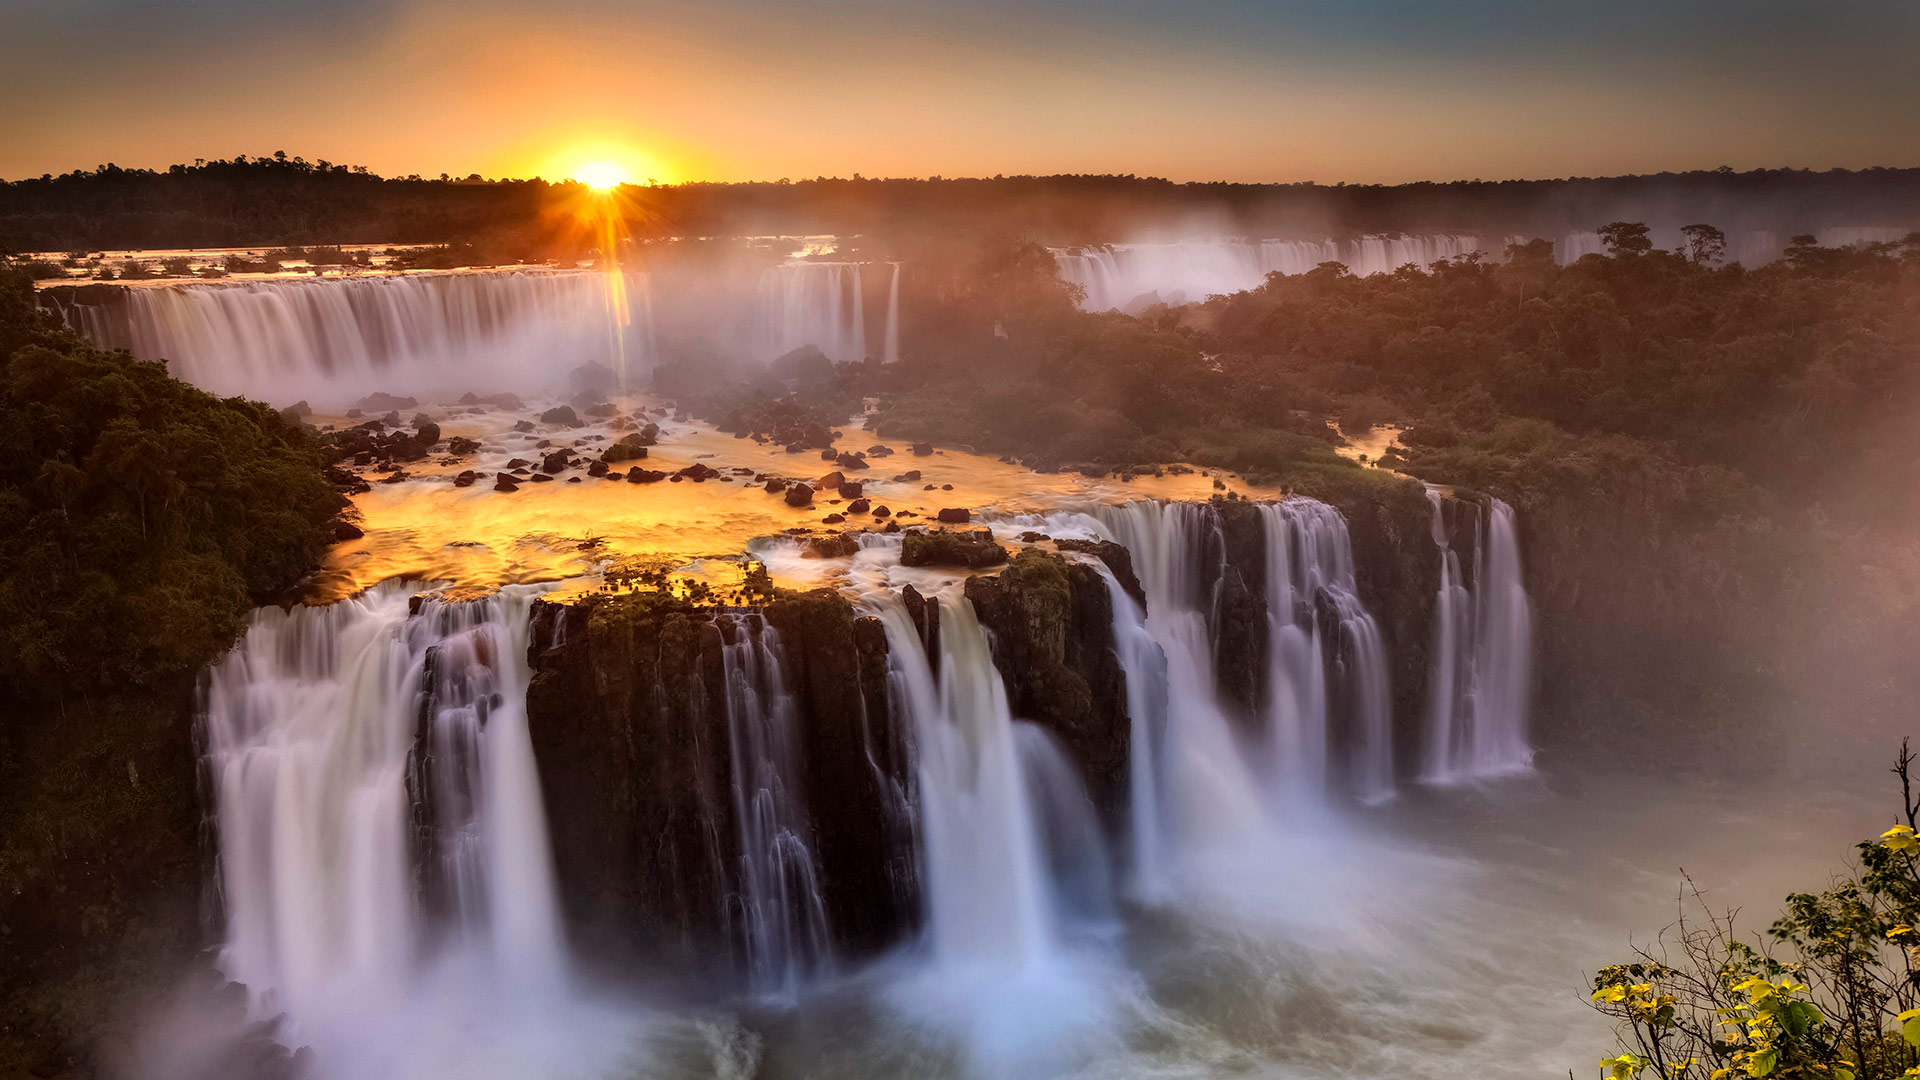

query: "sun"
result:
(574, 161), (629, 191)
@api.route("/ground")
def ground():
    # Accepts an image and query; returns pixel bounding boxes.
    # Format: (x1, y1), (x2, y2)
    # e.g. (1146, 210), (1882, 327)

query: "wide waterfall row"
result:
(1054, 236), (1485, 310)
(56, 270), (652, 407)
(1421, 491), (1534, 782)
(51, 261), (905, 407)
(202, 583), (564, 1036)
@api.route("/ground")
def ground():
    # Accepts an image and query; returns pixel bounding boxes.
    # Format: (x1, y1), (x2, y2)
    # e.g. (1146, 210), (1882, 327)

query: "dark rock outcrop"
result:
(523, 590), (916, 981)
(901, 527), (1007, 569)
(965, 550), (1131, 824)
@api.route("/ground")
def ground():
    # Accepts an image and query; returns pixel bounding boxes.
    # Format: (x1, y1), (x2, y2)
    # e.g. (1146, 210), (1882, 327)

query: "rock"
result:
(847, 498), (871, 514)
(821, 449), (839, 462)
(769, 344), (835, 385)
(816, 471), (846, 491)
(900, 528), (1006, 569)
(785, 483), (814, 507)
(513, 420), (535, 432)
(585, 402), (619, 417)
(540, 405), (581, 426)
(1020, 531), (1051, 543)
(965, 550), (1130, 823)
(911, 442), (933, 456)
(448, 436), (481, 455)
(345, 408), (364, 419)
(941, 484), (953, 491)
(678, 463), (718, 481)
(453, 470), (478, 488)
(883, 521), (901, 533)
(380, 411), (402, 426)
(836, 452), (868, 470)
(494, 474), (520, 492)
(530, 473), (555, 483)
(587, 460), (610, 478)
(894, 470), (921, 482)
(804, 532), (860, 558)
(331, 520), (365, 541)
(379, 470), (410, 484)
(764, 478), (790, 494)
(284, 399), (313, 418)
(838, 481), (864, 499)
(356, 392), (418, 413)
(823, 513), (846, 524)
(568, 361), (617, 395)
(603, 441), (649, 464)
(458, 392), (480, 404)
(937, 507), (971, 524)
(866, 445), (893, 456)
(626, 467), (667, 483)
(1054, 539), (1146, 609)
(871, 505), (890, 518)
(541, 450), (572, 474)
(506, 457), (532, 469)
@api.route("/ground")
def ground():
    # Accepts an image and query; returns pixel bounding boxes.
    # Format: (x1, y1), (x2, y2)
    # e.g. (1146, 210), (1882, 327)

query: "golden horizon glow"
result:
(573, 160), (630, 191)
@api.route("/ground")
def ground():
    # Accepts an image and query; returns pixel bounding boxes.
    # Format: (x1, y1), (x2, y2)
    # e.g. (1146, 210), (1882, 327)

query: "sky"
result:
(4, 0), (1919, 185)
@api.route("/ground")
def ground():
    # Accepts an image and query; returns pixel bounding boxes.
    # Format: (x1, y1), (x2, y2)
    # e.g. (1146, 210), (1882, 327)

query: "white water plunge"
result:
(758, 261), (901, 364)
(718, 613), (833, 998)
(201, 582), (613, 1078)
(1422, 491), (1535, 782)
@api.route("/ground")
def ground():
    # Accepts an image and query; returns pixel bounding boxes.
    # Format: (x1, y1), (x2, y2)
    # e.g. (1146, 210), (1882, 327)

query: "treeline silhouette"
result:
(5, 152), (1920, 253)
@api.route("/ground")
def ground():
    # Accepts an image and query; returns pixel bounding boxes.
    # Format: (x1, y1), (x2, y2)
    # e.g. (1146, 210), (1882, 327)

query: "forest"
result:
(6, 152), (1920, 254)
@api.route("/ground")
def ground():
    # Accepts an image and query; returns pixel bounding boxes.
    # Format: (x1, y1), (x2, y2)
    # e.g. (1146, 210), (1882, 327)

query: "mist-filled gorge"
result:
(7, 56), (1920, 1080)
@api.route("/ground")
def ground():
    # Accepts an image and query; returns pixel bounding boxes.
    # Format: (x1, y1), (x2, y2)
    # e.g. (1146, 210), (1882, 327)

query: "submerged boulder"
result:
(785, 482), (814, 507)
(539, 405), (581, 427)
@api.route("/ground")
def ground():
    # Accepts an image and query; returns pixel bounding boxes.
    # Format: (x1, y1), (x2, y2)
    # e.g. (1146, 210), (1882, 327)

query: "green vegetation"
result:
(1591, 746), (1920, 1080)
(0, 262), (344, 698)
(0, 258), (342, 1076)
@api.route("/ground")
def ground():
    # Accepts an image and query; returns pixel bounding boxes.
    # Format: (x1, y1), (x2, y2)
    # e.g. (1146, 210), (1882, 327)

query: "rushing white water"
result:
(201, 581), (609, 1077)
(718, 612), (833, 998)
(1259, 499), (1395, 804)
(1421, 492), (1534, 783)
(758, 261), (899, 364)
(1054, 236), (1486, 310)
(870, 593), (1057, 971)
(57, 271), (650, 407)
(883, 262), (901, 364)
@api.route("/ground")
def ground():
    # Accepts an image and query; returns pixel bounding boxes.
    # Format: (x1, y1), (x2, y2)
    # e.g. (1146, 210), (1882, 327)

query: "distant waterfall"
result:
(1258, 500), (1394, 804)
(883, 262), (902, 364)
(1054, 236), (1484, 310)
(203, 582), (565, 1027)
(870, 592), (1071, 972)
(718, 613), (833, 997)
(758, 261), (901, 364)
(1421, 491), (1533, 782)
(55, 270), (650, 406)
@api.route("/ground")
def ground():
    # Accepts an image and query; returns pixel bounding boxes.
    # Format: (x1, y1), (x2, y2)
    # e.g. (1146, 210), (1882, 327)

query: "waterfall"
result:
(1259, 500), (1394, 804)
(1054, 237), (1487, 310)
(759, 261), (886, 363)
(1077, 502), (1271, 857)
(1085, 562), (1173, 898)
(1421, 492), (1534, 782)
(718, 613), (833, 997)
(883, 262), (901, 364)
(869, 592), (1058, 972)
(202, 582), (565, 1030)
(54, 270), (650, 406)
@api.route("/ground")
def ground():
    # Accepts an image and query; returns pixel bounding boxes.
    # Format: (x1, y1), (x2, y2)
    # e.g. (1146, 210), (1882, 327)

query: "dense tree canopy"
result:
(0, 264), (343, 699)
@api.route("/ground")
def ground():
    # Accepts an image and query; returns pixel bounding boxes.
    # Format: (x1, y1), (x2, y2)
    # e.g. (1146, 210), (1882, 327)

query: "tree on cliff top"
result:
(0, 262), (344, 700)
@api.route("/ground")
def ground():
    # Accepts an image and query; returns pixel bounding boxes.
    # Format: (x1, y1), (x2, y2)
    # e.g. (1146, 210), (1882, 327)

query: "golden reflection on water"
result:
(310, 396), (1277, 604)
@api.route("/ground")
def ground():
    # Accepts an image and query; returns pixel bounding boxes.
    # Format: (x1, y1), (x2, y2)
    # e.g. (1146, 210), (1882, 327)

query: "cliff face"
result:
(0, 685), (205, 1079)
(965, 550), (1132, 825)
(523, 588), (916, 984)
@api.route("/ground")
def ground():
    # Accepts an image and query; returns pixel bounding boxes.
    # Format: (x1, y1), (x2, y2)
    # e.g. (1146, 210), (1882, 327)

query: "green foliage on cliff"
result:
(0, 263), (344, 699)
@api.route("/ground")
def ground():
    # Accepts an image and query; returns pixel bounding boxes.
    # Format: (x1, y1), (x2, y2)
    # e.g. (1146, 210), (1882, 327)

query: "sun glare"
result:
(575, 161), (629, 191)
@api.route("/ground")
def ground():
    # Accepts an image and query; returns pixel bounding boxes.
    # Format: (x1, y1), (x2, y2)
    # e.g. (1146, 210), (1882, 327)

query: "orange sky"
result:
(5, 0), (1918, 184)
